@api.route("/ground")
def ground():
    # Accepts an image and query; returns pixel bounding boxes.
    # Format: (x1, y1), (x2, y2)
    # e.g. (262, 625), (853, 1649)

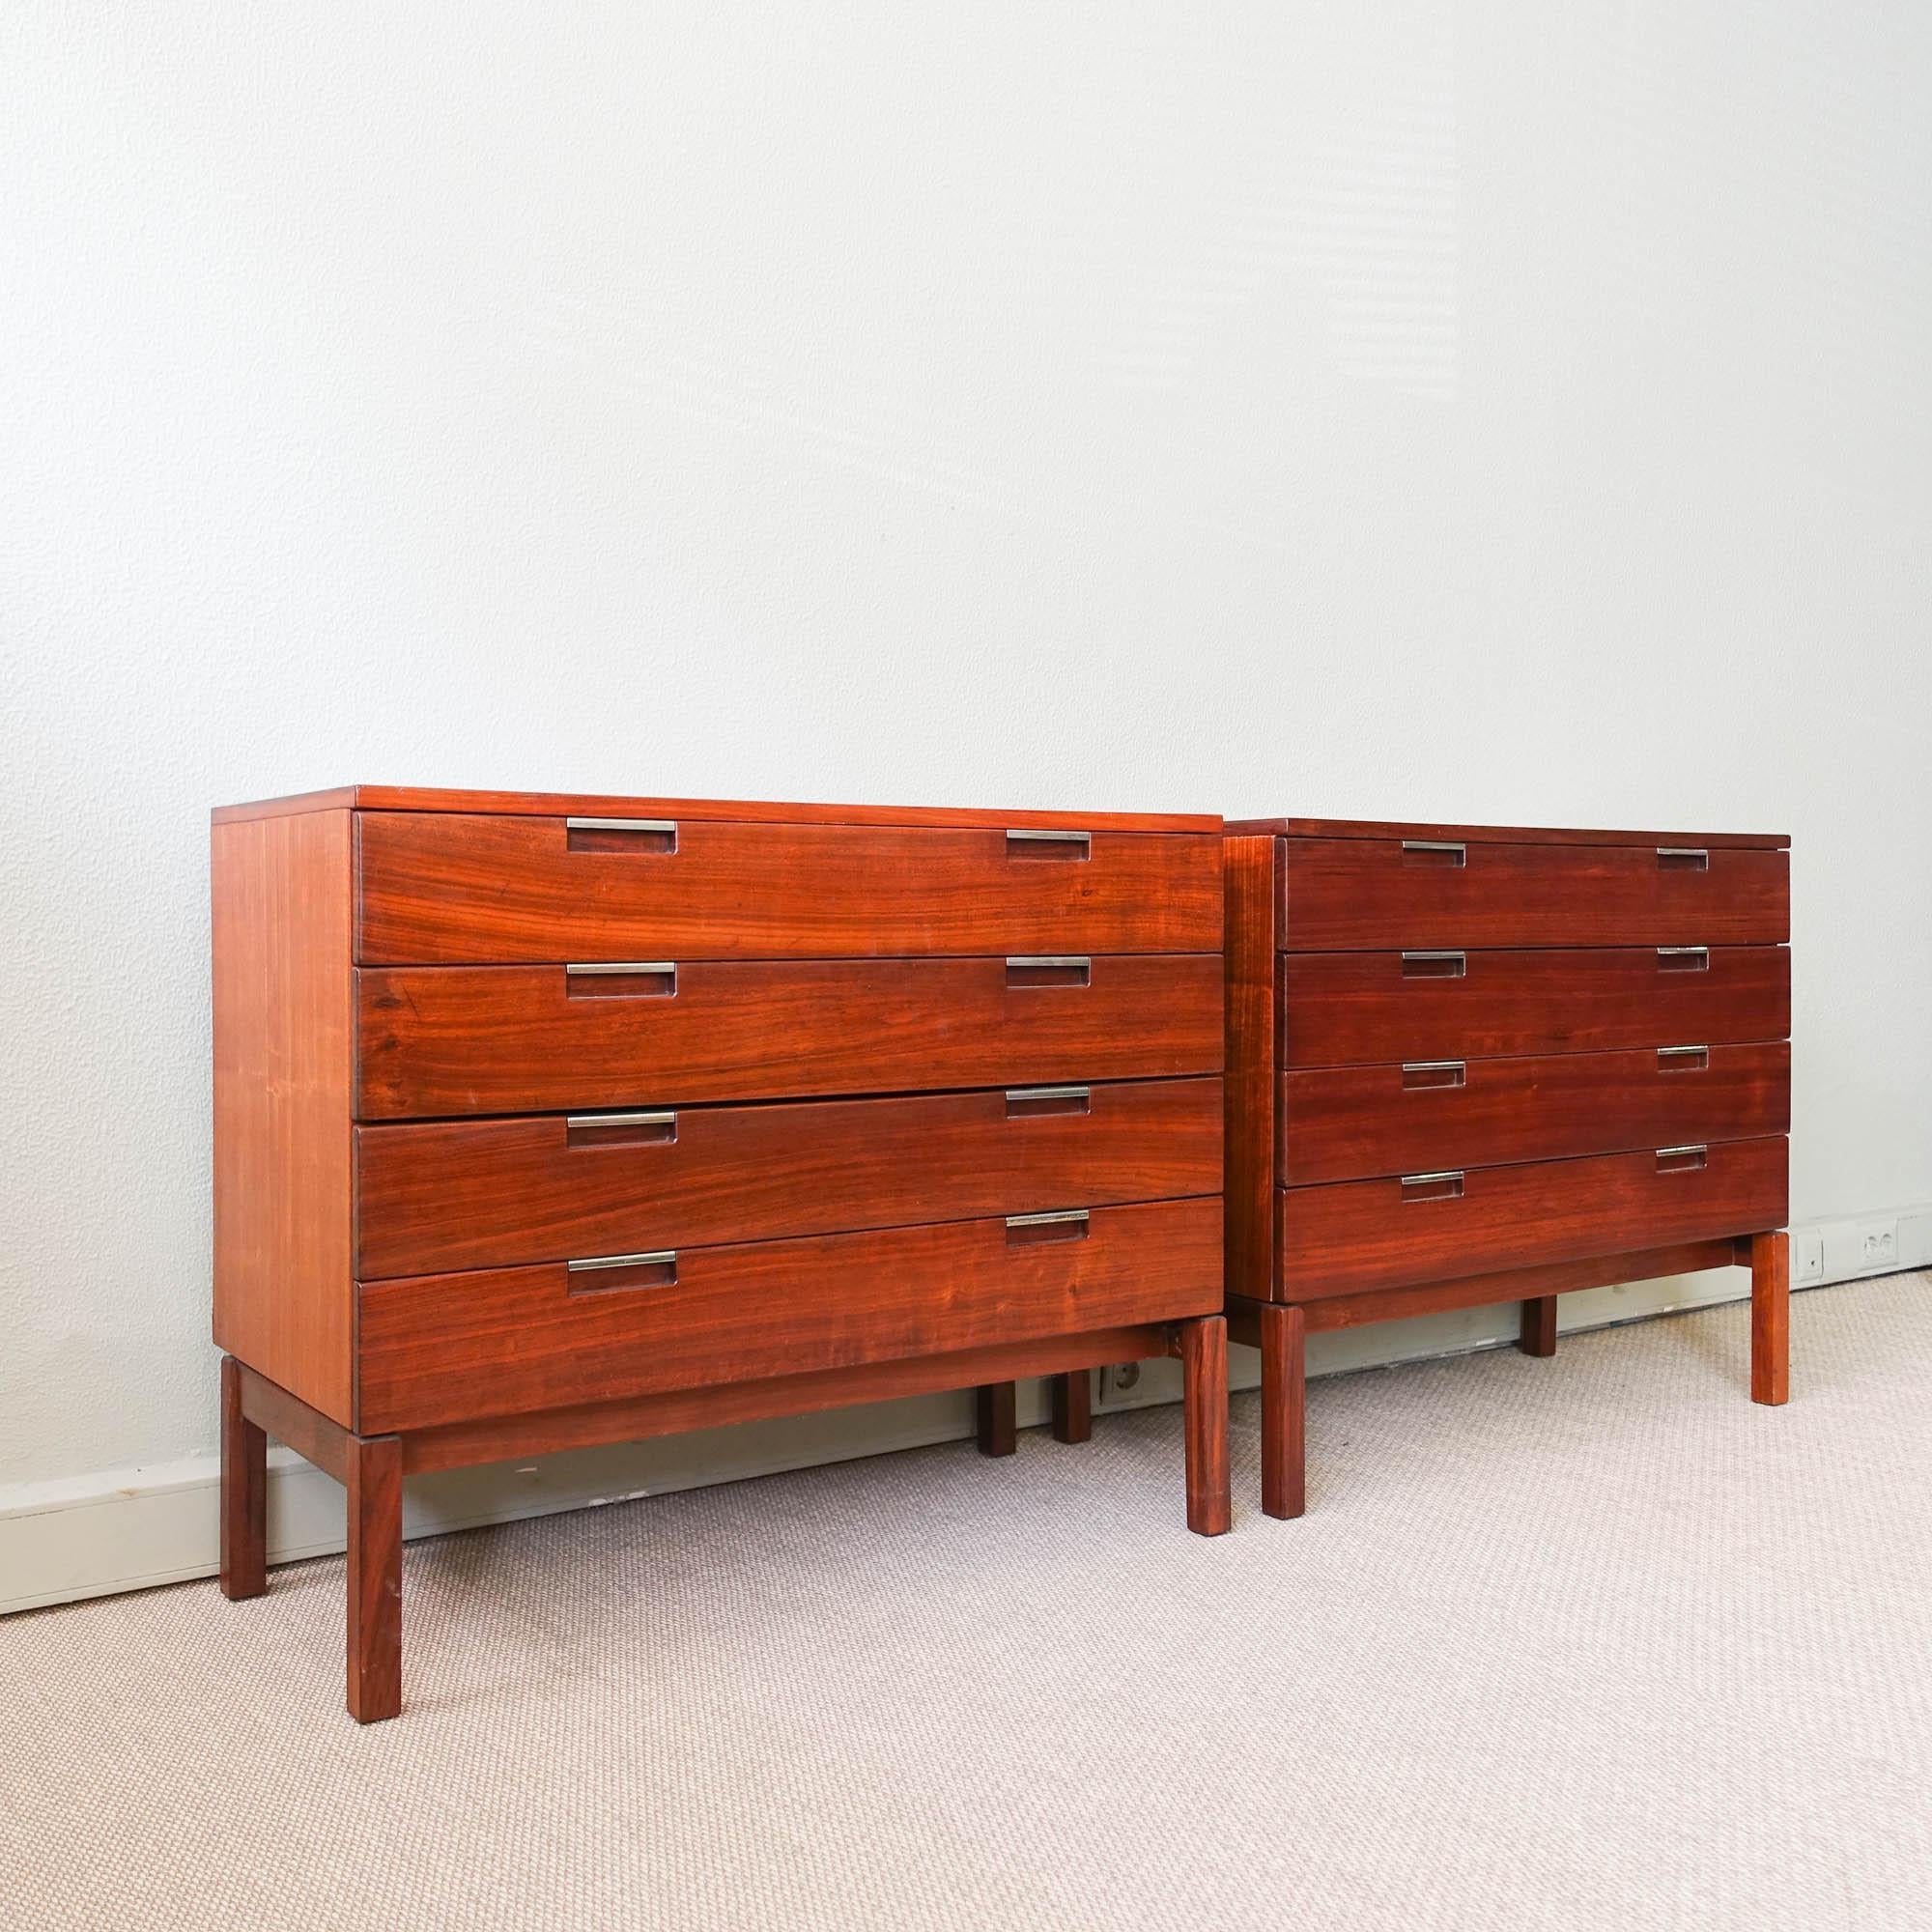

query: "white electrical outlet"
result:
(1792, 1229), (1825, 1285)
(1861, 1221), (1899, 1270)
(1096, 1362), (1143, 1407)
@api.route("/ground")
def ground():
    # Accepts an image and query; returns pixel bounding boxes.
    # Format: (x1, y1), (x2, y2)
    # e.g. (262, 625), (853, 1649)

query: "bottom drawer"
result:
(1275, 1136), (1786, 1298)
(357, 1196), (1223, 1432)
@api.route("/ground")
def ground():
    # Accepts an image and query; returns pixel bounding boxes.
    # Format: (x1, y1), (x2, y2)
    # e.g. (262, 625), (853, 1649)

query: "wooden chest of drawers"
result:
(213, 786), (1230, 1721)
(1223, 818), (1791, 1519)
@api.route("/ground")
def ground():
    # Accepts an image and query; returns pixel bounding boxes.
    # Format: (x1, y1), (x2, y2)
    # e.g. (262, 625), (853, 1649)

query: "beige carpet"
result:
(5, 1275), (1930, 1931)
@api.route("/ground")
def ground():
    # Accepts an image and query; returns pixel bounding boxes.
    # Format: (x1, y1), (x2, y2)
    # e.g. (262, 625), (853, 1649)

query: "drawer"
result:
(1281, 946), (1789, 1067)
(1279, 1042), (1791, 1185)
(1277, 836), (1788, 950)
(356, 1196), (1225, 1431)
(356, 812), (1221, 963)
(356, 954), (1224, 1119)
(355, 1076), (1223, 1277)
(1275, 1136), (1788, 1298)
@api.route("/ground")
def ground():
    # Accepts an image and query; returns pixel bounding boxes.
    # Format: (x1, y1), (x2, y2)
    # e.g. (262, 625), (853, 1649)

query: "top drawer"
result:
(357, 813), (1222, 963)
(1278, 837), (1788, 951)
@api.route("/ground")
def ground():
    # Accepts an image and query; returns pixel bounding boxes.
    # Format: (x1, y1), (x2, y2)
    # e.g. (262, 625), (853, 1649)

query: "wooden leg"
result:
(1179, 1317), (1231, 1536)
(975, 1382), (1017, 1458)
(1259, 1302), (1307, 1520)
(1050, 1370), (1093, 1444)
(218, 1356), (268, 1601)
(346, 1433), (404, 1724)
(1750, 1230), (1790, 1406)
(1520, 1295), (1558, 1357)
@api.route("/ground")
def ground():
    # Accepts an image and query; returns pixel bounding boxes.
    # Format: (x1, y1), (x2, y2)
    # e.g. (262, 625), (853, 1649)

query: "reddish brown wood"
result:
(1179, 1316), (1231, 1536)
(218, 787), (1217, 833)
(356, 954), (1223, 1119)
(358, 1199), (1223, 1433)
(357, 813), (1221, 963)
(1223, 836), (1279, 1302)
(1751, 1229), (1790, 1406)
(400, 1325), (1176, 1473)
(1520, 1296), (1558, 1356)
(1228, 816), (1786, 849)
(1279, 1042), (1790, 1185)
(1051, 1370), (1094, 1443)
(212, 810), (355, 1424)
(1277, 1136), (1786, 1296)
(1281, 946), (1790, 1067)
(1277, 837), (1788, 949)
(219, 1356), (268, 1601)
(355, 1078), (1222, 1278)
(235, 1360), (351, 1483)
(1298, 1239), (1742, 1330)
(346, 1432), (403, 1724)
(976, 1383), (1017, 1458)
(1258, 1301), (1306, 1520)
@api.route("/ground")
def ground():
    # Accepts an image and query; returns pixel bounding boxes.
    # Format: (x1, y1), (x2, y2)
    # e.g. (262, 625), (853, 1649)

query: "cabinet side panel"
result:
(212, 808), (355, 1424)
(1224, 836), (1279, 1301)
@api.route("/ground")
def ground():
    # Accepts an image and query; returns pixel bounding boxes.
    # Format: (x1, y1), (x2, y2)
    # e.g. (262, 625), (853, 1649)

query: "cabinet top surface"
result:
(1226, 816), (1788, 849)
(213, 786), (1220, 834)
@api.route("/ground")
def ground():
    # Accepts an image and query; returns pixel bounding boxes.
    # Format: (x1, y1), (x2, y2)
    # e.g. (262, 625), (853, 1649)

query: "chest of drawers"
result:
(1223, 818), (1792, 1519)
(213, 786), (1230, 1721)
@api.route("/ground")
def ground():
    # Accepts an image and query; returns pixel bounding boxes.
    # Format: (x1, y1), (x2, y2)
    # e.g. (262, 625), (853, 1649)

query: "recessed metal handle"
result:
(1402, 1060), (1466, 1089)
(567, 1249), (677, 1272)
(1005, 1085), (1092, 1118)
(1403, 839), (1466, 867)
(1656, 946), (1709, 971)
(565, 1110), (676, 1129)
(566, 817), (678, 835)
(1402, 950), (1466, 978)
(1006, 1209), (1091, 1230)
(567, 960), (676, 976)
(565, 817), (677, 854)
(1400, 1170), (1464, 1200)
(1656, 846), (1709, 870)
(1006, 955), (1092, 987)
(1657, 1045), (1709, 1070)
(1655, 1146), (1707, 1160)
(1006, 828), (1091, 854)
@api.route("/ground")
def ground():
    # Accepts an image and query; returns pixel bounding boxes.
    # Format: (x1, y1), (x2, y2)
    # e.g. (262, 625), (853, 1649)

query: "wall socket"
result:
(1819, 1215), (1907, 1283)
(1096, 1362), (1143, 1406)
(1861, 1222), (1898, 1269)
(1792, 1229), (1826, 1285)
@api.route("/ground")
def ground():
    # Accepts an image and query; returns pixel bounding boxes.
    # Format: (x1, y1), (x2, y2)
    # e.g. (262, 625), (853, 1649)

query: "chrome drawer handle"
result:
(1006, 828), (1090, 855)
(1006, 1209), (1090, 1229)
(567, 960), (676, 976)
(1656, 846), (1709, 870)
(1402, 950), (1466, 978)
(1657, 1045), (1709, 1069)
(565, 1110), (676, 1129)
(1402, 1060), (1466, 1089)
(1655, 1144), (1708, 1172)
(567, 1249), (677, 1272)
(566, 817), (678, 835)
(1400, 1170), (1464, 1201)
(1403, 839), (1466, 867)
(1006, 955), (1092, 987)
(1655, 1146), (1707, 1160)
(1656, 946), (1709, 970)
(565, 817), (677, 854)
(1005, 1085), (1092, 1113)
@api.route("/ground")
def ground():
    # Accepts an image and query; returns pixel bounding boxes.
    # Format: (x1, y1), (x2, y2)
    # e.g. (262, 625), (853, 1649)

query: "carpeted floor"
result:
(5, 1274), (1930, 1931)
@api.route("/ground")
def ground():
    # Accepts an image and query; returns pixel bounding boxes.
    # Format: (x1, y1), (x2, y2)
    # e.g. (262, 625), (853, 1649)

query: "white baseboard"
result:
(3, 1240), (1912, 1618)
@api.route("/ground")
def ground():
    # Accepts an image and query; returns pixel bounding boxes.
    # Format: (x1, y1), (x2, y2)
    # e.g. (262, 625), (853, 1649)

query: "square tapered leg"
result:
(1179, 1317), (1231, 1536)
(1750, 1230), (1790, 1406)
(346, 1433), (404, 1723)
(1520, 1295), (1558, 1357)
(1260, 1302), (1307, 1520)
(219, 1356), (268, 1602)
(1050, 1370), (1093, 1444)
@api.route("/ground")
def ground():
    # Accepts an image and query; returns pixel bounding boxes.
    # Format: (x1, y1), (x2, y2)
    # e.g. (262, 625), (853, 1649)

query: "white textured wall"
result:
(3, 4), (1929, 1495)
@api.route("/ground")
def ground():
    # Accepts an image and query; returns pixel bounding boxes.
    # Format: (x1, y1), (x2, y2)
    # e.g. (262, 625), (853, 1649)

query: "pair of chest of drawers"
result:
(1223, 818), (1792, 1518)
(213, 786), (1230, 1721)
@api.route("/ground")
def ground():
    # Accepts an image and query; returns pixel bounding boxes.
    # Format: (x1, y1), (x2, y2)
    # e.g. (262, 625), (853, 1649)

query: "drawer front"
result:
(356, 1197), (1225, 1431)
(1275, 1136), (1788, 1298)
(1278, 837), (1788, 950)
(356, 954), (1224, 1119)
(1281, 947), (1789, 1067)
(356, 812), (1222, 963)
(356, 1076), (1223, 1278)
(1279, 1043), (1791, 1185)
